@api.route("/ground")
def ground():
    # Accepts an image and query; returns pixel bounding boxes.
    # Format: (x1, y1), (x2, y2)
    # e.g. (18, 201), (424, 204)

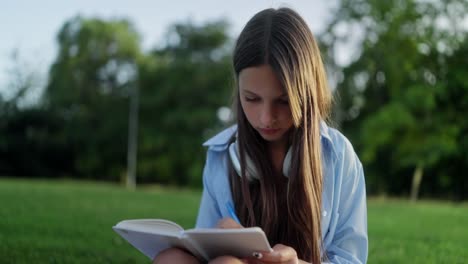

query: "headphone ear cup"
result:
(228, 141), (258, 180)
(282, 146), (292, 177)
(228, 142), (242, 177)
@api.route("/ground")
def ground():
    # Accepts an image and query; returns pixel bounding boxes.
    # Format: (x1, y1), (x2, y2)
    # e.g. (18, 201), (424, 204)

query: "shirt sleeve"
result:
(324, 140), (368, 263)
(195, 150), (222, 228)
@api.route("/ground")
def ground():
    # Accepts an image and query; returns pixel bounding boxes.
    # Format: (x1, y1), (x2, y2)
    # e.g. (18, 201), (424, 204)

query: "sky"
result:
(0, 0), (338, 99)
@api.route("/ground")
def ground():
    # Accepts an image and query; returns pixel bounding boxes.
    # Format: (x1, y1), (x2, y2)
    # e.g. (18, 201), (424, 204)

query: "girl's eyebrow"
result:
(242, 89), (258, 96)
(242, 89), (288, 98)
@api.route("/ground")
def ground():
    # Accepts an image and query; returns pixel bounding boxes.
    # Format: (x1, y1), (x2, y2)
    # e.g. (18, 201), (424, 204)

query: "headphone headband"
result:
(228, 139), (292, 180)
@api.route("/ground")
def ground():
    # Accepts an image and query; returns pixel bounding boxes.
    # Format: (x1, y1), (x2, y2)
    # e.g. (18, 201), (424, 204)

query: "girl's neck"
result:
(267, 137), (289, 176)
(267, 132), (290, 153)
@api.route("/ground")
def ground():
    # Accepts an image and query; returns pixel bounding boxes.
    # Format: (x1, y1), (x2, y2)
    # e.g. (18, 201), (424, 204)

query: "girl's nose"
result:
(260, 105), (276, 127)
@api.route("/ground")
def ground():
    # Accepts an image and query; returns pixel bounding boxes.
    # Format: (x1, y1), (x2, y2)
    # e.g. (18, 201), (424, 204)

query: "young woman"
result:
(154, 7), (367, 264)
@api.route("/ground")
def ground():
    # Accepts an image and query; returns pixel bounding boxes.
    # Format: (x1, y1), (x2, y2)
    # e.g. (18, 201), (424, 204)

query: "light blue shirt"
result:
(195, 122), (368, 263)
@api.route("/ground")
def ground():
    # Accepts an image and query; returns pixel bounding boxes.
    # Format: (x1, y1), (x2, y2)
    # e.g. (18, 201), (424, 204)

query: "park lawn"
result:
(367, 198), (468, 263)
(0, 178), (200, 263)
(0, 178), (467, 263)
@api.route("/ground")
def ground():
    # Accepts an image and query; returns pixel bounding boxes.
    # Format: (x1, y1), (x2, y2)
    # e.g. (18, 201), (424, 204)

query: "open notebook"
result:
(113, 219), (273, 261)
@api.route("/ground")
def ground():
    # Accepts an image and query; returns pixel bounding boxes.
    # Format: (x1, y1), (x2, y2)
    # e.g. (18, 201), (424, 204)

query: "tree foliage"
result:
(43, 16), (142, 179)
(2, 4), (467, 198)
(137, 20), (232, 186)
(39, 16), (232, 185)
(321, 0), (468, 199)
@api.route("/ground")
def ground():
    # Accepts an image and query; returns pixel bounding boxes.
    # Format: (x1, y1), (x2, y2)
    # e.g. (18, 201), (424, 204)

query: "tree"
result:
(0, 50), (68, 177)
(137, 20), (233, 186)
(321, 0), (468, 199)
(43, 16), (142, 180)
(433, 36), (468, 200)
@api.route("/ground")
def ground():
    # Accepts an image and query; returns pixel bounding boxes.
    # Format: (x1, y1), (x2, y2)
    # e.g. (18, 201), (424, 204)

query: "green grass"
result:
(368, 198), (468, 263)
(0, 178), (200, 263)
(1, 178), (467, 263)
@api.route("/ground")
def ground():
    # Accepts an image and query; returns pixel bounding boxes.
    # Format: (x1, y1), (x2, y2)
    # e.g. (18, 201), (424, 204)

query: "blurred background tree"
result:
(39, 16), (232, 186)
(0, 0), (467, 199)
(137, 20), (232, 186)
(44, 16), (142, 180)
(0, 50), (66, 178)
(321, 0), (468, 200)
(0, 15), (232, 186)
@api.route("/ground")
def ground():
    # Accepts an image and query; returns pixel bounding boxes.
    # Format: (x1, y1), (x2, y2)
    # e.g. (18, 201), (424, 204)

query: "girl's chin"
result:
(257, 129), (287, 142)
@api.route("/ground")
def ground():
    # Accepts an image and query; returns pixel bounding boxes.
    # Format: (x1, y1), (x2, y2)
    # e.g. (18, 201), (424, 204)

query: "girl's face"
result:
(239, 64), (293, 146)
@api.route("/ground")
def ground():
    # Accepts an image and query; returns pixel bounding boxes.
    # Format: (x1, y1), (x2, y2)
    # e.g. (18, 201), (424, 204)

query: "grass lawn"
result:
(1, 178), (467, 263)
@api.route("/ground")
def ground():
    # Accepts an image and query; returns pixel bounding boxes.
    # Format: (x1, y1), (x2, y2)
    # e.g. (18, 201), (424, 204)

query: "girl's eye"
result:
(278, 99), (289, 105)
(245, 97), (259, 102)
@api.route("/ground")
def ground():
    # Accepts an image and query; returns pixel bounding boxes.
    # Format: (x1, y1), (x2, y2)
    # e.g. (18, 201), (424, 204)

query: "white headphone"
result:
(228, 139), (292, 181)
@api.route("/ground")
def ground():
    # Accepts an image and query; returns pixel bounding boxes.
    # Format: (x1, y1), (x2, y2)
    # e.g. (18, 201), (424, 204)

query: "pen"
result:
(226, 202), (241, 224)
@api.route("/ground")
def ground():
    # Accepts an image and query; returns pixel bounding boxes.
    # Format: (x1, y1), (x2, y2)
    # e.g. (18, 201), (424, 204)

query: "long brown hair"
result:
(229, 7), (332, 263)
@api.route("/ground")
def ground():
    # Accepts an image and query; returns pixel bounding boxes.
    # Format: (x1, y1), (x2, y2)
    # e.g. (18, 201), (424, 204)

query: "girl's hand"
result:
(153, 247), (200, 264)
(209, 218), (249, 263)
(251, 244), (300, 264)
(216, 217), (243, 229)
(214, 220), (306, 264)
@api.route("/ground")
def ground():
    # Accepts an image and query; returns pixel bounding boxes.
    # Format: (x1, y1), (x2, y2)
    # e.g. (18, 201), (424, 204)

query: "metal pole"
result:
(126, 80), (139, 189)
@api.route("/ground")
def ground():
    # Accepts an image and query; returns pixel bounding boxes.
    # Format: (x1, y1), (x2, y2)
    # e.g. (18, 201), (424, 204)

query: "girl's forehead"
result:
(238, 65), (285, 94)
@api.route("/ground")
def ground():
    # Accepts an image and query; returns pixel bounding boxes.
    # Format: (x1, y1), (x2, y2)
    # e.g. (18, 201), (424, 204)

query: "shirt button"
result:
(323, 210), (327, 217)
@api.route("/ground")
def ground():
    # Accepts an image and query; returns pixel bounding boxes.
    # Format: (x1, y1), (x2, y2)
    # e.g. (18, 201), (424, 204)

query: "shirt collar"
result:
(203, 121), (337, 159)
(319, 120), (338, 160)
(202, 124), (237, 151)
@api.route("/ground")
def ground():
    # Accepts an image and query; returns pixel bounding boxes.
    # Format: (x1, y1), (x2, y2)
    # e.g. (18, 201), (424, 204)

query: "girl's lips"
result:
(259, 128), (281, 135)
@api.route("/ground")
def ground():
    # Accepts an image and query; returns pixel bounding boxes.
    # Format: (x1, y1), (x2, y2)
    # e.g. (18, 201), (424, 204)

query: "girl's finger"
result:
(216, 217), (243, 229)
(252, 244), (298, 263)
